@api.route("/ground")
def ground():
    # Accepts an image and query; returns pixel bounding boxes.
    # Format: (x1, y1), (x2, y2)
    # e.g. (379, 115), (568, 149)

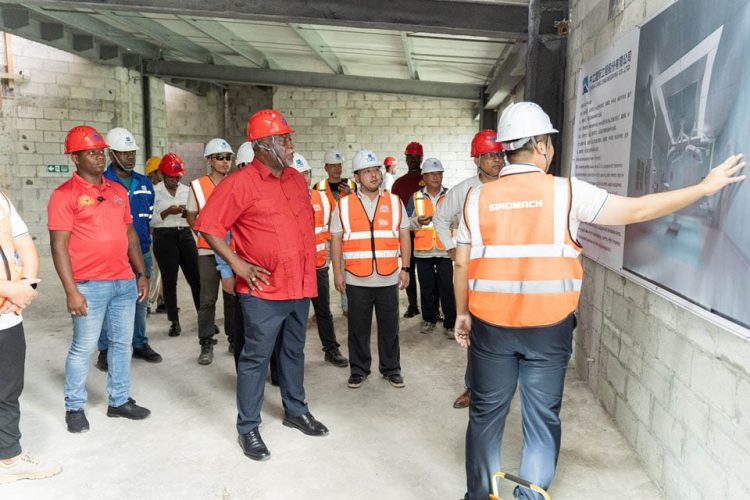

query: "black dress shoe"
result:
(66, 409), (90, 433)
(107, 398), (151, 420)
(403, 306), (420, 318)
(238, 428), (270, 461)
(324, 347), (348, 368)
(283, 412), (329, 436)
(132, 344), (163, 363)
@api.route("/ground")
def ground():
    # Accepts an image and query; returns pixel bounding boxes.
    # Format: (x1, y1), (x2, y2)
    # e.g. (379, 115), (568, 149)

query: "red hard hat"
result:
(404, 142), (423, 156)
(158, 152), (185, 177)
(471, 129), (503, 157)
(64, 125), (108, 154)
(384, 156), (398, 167)
(247, 109), (295, 141)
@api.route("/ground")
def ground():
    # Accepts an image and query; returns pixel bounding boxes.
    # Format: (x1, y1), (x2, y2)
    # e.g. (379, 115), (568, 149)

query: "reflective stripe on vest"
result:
(315, 178), (356, 209)
(311, 189), (331, 268)
(465, 172), (583, 328)
(340, 192), (401, 277)
(190, 176), (218, 250)
(413, 190), (446, 251)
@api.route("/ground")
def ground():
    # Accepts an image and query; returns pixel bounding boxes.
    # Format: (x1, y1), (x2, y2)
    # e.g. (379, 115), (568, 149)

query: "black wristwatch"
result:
(401, 267), (410, 272)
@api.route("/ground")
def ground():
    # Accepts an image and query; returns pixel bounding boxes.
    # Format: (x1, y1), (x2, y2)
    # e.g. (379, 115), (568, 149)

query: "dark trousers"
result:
(465, 314), (575, 500)
(416, 257), (456, 328)
(311, 266), (339, 352)
(346, 284), (401, 377)
(0, 323), (25, 460)
(405, 233), (418, 309)
(198, 254), (235, 344)
(153, 227), (201, 322)
(236, 294), (309, 434)
(231, 294), (244, 371)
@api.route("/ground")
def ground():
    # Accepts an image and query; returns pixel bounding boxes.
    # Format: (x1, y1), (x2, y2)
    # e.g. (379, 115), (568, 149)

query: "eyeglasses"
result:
(212, 154), (233, 161)
(481, 151), (505, 160)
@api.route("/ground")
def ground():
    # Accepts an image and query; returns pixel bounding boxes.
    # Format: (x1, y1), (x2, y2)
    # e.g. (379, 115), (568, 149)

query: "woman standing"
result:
(152, 153), (201, 337)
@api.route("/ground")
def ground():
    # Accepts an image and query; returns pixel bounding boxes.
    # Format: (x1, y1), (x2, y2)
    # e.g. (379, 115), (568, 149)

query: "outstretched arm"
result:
(595, 154), (745, 226)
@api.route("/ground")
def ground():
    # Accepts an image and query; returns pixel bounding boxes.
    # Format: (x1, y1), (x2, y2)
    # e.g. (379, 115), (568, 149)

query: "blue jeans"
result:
(98, 254), (151, 350)
(464, 314), (575, 500)
(64, 279), (138, 410)
(236, 294), (310, 434)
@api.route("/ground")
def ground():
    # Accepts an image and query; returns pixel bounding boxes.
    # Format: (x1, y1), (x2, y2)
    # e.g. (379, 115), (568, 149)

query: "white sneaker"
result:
(0, 452), (62, 483)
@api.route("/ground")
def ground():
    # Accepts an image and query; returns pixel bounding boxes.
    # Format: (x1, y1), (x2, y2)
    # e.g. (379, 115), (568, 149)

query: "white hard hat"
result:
(236, 142), (254, 166)
(291, 153), (311, 173)
(204, 138), (233, 157)
(106, 127), (139, 152)
(324, 148), (344, 165)
(496, 102), (558, 151)
(352, 150), (380, 172)
(421, 158), (444, 174)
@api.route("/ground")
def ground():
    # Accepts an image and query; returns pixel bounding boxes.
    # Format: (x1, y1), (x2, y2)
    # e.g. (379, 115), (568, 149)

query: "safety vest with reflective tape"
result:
(340, 192), (402, 277)
(315, 178), (356, 209)
(412, 189), (447, 251)
(311, 189), (331, 268)
(190, 175), (217, 250)
(464, 171), (583, 328)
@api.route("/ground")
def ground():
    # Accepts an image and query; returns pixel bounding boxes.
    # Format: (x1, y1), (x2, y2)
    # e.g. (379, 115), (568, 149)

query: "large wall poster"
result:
(573, 0), (750, 330)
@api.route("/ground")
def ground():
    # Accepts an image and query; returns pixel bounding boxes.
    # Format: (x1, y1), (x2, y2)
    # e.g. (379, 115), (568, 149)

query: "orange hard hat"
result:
(158, 152), (185, 177)
(471, 129), (503, 157)
(384, 156), (398, 167)
(404, 142), (423, 156)
(247, 109), (295, 141)
(64, 125), (108, 154)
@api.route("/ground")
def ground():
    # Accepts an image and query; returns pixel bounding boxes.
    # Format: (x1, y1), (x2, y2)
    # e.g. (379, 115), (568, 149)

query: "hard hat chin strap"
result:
(530, 136), (551, 170)
(112, 151), (135, 172)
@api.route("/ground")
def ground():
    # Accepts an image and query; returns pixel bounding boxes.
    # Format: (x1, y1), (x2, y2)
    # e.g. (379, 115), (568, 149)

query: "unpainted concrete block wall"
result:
(164, 84), (225, 182)
(566, 1), (750, 498)
(272, 87), (478, 188)
(0, 36), (168, 253)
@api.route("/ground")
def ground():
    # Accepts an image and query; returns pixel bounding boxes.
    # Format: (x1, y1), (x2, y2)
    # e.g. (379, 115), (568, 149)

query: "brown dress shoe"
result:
(453, 389), (470, 409)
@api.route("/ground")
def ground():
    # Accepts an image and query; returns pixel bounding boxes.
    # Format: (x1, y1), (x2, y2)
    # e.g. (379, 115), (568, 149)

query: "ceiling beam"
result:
(19, 0), (567, 38)
(290, 23), (344, 75)
(23, 4), (161, 58)
(401, 33), (418, 80)
(179, 16), (275, 69)
(96, 10), (232, 64)
(484, 40), (526, 108)
(145, 59), (482, 100)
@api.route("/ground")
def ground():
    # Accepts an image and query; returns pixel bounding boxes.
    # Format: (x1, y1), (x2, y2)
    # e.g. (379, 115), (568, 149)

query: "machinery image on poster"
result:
(624, 0), (750, 327)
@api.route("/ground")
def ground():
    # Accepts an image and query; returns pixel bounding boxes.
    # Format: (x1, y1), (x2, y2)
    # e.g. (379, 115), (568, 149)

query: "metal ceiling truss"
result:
(18, 0), (567, 39)
(290, 23), (345, 75)
(142, 60), (483, 100)
(0, 4), (211, 95)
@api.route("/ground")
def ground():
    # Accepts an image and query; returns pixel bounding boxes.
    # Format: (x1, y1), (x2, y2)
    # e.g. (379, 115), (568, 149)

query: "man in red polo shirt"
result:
(195, 109), (328, 462)
(48, 125), (150, 434)
(391, 141), (425, 318)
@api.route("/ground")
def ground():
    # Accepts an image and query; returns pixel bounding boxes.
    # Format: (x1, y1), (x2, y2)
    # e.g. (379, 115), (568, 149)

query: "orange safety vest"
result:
(315, 178), (356, 209)
(311, 189), (331, 269)
(190, 176), (217, 250)
(340, 192), (402, 277)
(464, 171), (583, 328)
(412, 189), (447, 251)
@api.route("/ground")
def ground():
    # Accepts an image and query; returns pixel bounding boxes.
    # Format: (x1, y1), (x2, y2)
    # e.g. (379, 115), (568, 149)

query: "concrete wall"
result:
(272, 87), (478, 188)
(0, 35), (167, 253)
(164, 84), (224, 182)
(566, 1), (750, 498)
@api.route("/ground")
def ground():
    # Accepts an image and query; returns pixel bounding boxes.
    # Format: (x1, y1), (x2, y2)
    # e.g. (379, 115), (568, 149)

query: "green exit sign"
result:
(47, 164), (69, 173)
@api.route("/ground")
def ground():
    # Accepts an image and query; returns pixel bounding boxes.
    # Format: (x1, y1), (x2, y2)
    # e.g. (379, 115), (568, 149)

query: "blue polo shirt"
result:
(104, 164), (154, 256)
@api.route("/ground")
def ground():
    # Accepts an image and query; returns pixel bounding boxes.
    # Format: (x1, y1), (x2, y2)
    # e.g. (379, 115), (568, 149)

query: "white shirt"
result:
(433, 174), (483, 252)
(0, 194), (30, 330)
(330, 189), (410, 287)
(455, 164), (609, 244)
(383, 172), (395, 192)
(153, 182), (191, 228)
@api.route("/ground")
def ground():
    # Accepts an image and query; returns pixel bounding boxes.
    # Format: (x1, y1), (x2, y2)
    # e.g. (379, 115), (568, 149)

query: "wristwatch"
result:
(401, 267), (410, 272)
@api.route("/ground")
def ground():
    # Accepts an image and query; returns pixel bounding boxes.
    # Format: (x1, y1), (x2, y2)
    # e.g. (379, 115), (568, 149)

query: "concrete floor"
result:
(2, 258), (664, 500)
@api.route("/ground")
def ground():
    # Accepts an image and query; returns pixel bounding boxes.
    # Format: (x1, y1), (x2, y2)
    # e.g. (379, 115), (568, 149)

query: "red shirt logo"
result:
(78, 195), (94, 206)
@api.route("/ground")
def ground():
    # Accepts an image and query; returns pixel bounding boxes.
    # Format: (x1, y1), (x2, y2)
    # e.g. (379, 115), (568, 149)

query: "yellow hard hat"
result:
(145, 156), (161, 175)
